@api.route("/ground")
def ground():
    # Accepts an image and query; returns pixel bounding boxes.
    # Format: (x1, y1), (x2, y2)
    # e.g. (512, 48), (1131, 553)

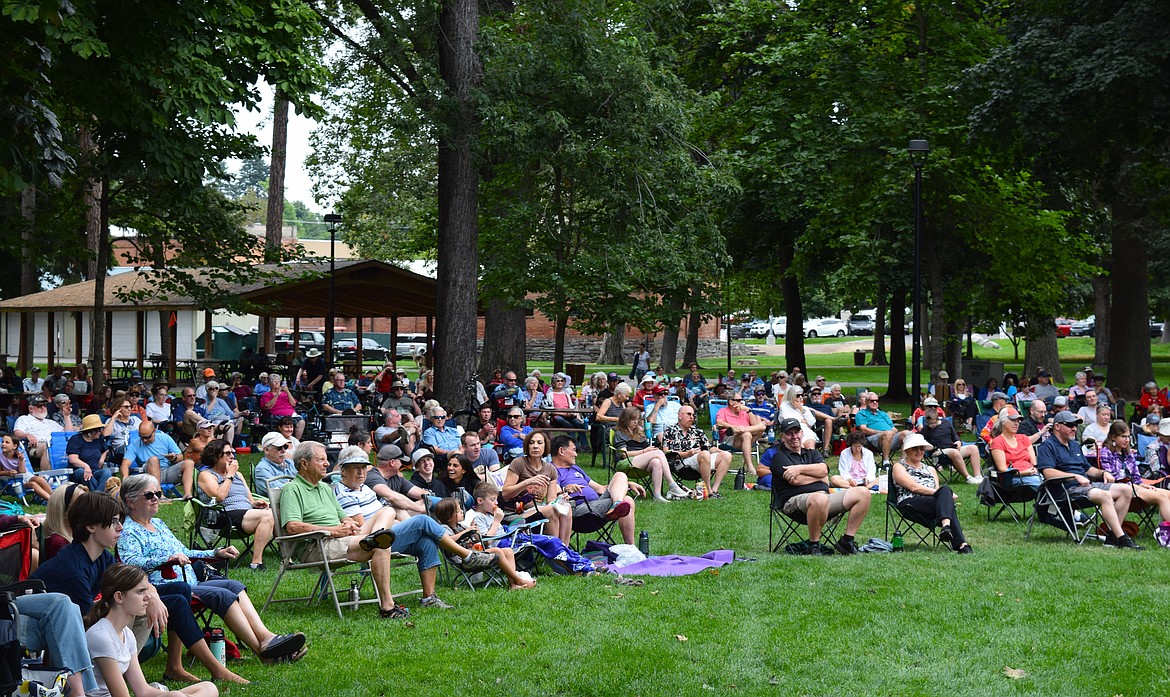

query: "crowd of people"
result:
(3, 356), (1170, 692)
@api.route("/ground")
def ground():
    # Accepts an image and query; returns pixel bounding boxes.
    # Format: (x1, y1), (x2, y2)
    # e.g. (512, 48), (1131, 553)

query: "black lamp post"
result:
(908, 139), (929, 411)
(324, 213), (342, 366)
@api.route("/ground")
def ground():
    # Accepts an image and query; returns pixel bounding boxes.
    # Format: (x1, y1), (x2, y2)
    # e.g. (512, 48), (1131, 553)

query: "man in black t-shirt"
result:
(772, 418), (872, 555)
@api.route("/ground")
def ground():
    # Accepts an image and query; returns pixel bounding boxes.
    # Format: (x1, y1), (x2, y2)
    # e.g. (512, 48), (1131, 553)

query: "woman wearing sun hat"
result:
(891, 432), (973, 553)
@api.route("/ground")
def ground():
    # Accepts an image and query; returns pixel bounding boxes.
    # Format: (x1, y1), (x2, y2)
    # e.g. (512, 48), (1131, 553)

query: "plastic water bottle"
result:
(638, 530), (650, 556)
(348, 580), (359, 609)
(209, 629), (226, 665)
(734, 468), (746, 490)
(892, 531), (904, 552)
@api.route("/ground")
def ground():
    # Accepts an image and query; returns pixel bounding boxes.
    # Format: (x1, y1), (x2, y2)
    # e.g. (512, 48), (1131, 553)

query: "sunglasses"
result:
(508, 414), (524, 418)
(433, 415), (448, 419)
(224, 450), (237, 458)
(140, 491), (165, 501)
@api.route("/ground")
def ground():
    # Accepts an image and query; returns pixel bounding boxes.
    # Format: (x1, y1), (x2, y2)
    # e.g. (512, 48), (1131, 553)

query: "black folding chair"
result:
(978, 469), (1036, 523)
(768, 500), (842, 554)
(883, 468), (941, 549)
(1025, 478), (1101, 544)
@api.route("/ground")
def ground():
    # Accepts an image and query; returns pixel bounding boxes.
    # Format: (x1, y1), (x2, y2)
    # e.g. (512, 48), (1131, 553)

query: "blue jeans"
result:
(390, 515), (444, 572)
(13, 592), (97, 691)
(1010, 474), (1043, 490)
(70, 466), (113, 492)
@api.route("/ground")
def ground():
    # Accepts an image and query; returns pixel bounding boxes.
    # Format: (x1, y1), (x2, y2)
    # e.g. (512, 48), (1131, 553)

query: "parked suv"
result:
(334, 338), (391, 363)
(274, 331), (327, 358)
(847, 315), (875, 336)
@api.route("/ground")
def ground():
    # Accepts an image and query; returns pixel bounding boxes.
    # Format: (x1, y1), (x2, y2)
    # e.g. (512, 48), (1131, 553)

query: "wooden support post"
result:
(203, 310), (213, 360)
(74, 313), (83, 366)
(17, 314), (29, 374)
(135, 311), (145, 372)
(389, 316), (398, 365)
(168, 313), (178, 385)
(105, 311), (113, 381)
(46, 312), (55, 370)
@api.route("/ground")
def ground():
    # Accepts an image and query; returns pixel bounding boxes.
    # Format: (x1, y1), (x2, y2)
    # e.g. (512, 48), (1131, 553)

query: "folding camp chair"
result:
(185, 498), (259, 574)
(605, 430), (653, 485)
(768, 492), (842, 554)
(977, 469), (1035, 523)
(438, 521), (539, 591)
(706, 398), (755, 480)
(263, 476), (417, 618)
(883, 468), (941, 549)
(1025, 478), (1101, 544)
(0, 528), (32, 586)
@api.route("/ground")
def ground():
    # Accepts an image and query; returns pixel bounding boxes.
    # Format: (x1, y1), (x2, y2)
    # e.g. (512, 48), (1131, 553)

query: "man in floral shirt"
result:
(662, 405), (732, 498)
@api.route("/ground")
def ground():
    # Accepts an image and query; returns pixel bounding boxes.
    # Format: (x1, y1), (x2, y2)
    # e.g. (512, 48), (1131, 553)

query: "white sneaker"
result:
(966, 475), (984, 485)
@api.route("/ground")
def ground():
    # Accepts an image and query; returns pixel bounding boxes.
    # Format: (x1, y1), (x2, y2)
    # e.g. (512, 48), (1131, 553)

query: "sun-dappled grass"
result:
(121, 451), (1170, 697)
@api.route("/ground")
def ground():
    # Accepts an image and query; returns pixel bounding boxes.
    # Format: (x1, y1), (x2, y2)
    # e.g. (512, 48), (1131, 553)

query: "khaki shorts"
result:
(782, 489), (849, 518)
(298, 536), (355, 564)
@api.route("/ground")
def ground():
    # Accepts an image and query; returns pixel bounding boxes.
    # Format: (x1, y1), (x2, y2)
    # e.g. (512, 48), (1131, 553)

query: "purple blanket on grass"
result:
(610, 549), (735, 577)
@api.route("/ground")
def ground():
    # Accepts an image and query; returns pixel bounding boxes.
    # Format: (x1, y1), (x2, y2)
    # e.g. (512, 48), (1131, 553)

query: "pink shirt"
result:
(716, 407), (751, 429)
(262, 390), (297, 417)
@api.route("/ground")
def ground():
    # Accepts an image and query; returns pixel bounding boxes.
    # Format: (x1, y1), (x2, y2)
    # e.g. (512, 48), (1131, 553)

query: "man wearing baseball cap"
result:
(365, 444), (427, 519)
(1036, 411), (1138, 548)
(770, 417), (871, 555)
(254, 431), (297, 497)
(195, 367), (217, 401)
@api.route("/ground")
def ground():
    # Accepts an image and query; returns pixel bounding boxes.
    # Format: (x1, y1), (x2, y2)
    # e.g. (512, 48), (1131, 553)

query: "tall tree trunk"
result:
(259, 92), (290, 356)
(478, 299), (525, 378)
(885, 287), (909, 401)
(870, 284), (887, 365)
(1106, 212), (1154, 399)
(552, 314), (567, 374)
(600, 324), (625, 365)
(943, 317), (961, 380)
(926, 262), (944, 383)
(659, 295), (684, 373)
(433, 0), (481, 407)
(682, 284), (702, 368)
(1162, 318), (1169, 345)
(779, 246), (805, 373)
(1091, 274), (1110, 369)
(1023, 318), (1062, 384)
(19, 186), (37, 372)
(88, 178), (110, 395)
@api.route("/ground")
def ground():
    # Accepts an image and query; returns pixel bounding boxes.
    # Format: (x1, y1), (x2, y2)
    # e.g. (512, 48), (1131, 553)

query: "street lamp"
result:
(908, 139), (929, 411)
(324, 213), (342, 365)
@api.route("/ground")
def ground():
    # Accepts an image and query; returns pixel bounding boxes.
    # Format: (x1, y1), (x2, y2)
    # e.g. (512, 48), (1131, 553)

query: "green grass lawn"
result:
(131, 452), (1170, 697)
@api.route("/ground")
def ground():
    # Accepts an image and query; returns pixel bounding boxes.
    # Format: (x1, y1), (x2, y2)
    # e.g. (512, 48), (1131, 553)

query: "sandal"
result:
(359, 528), (396, 552)
(259, 632), (306, 660)
(613, 575), (644, 587)
(379, 604), (411, 619)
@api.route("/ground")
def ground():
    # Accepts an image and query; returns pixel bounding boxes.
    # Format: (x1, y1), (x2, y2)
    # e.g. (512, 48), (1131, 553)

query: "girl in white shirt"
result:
(84, 564), (217, 697)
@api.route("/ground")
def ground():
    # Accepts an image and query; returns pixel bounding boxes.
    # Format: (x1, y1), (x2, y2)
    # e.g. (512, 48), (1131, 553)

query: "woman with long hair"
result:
(42, 483), (87, 562)
(85, 564), (217, 697)
(1098, 419), (1170, 523)
(614, 406), (686, 502)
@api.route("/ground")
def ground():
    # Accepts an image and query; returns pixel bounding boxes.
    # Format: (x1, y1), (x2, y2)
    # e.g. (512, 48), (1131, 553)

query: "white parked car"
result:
(749, 317), (786, 338)
(803, 318), (848, 338)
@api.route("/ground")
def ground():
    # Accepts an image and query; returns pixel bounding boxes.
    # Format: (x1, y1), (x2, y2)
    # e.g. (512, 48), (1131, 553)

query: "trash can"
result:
(854, 350), (867, 367)
(565, 363), (586, 386)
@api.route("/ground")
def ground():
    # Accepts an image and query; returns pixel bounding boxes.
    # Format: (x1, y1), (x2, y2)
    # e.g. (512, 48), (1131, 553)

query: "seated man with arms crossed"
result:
(771, 418), (872, 556)
(1036, 411), (1139, 549)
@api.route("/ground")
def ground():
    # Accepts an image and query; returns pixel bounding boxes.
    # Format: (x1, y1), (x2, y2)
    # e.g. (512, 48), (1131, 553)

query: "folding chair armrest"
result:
(0, 579), (46, 595)
(272, 530), (330, 544)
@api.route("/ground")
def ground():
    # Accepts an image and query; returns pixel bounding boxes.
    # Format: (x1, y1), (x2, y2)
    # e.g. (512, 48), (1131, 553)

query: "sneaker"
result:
(248, 562), (267, 572)
(807, 543), (826, 556)
(939, 525), (954, 545)
(666, 488), (690, 501)
(605, 500), (631, 521)
(957, 544), (974, 554)
(379, 604), (411, 620)
(359, 528), (396, 552)
(1115, 534), (1142, 550)
(420, 594), (454, 609)
(881, 460), (892, 470)
(966, 475), (984, 485)
(833, 538), (860, 556)
(455, 550), (495, 570)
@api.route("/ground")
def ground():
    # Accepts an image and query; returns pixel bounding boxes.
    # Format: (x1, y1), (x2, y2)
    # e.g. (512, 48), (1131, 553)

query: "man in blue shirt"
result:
(254, 431), (298, 497)
(321, 378), (363, 415)
(120, 420), (193, 498)
(1036, 410), (1138, 548)
(422, 405), (460, 457)
(66, 415), (112, 491)
(747, 389), (776, 441)
(854, 391), (905, 469)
